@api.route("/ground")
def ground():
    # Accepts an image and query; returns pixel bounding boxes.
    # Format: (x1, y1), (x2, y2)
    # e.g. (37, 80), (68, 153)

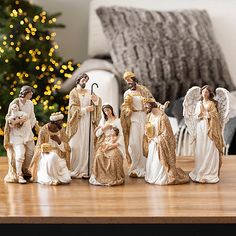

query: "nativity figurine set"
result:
(3, 71), (230, 186)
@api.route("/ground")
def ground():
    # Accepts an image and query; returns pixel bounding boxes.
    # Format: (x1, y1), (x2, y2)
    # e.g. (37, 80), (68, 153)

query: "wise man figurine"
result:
(29, 112), (71, 185)
(120, 71), (168, 178)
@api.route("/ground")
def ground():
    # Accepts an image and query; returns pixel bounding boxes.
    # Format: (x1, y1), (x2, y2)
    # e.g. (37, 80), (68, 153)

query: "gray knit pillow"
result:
(96, 6), (235, 103)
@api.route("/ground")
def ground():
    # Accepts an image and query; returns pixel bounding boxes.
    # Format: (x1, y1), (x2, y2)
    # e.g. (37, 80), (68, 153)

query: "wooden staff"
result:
(87, 82), (99, 177)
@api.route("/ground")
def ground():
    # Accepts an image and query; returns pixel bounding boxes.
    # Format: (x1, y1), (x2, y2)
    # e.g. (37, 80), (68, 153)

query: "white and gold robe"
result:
(89, 117), (125, 186)
(30, 124), (71, 185)
(189, 101), (224, 183)
(145, 112), (189, 185)
(66, 87), (102, 178)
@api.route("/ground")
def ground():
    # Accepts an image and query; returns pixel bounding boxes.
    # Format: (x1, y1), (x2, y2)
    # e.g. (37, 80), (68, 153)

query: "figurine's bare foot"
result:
(29, 177), (34, 183)
(82, 175), (90, 179)
(17, 175), (27, 184)
(51, 180), (59, 186)
(126, 155), (132, 166)
(22, 169), (32, 180)
(129, 172), (138, 178)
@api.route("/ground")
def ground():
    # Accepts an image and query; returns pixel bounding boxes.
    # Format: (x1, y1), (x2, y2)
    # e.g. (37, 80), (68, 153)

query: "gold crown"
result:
(123, 71), (135, 81)
(50, 111), (64, 122)
(41, 143), (52, 153)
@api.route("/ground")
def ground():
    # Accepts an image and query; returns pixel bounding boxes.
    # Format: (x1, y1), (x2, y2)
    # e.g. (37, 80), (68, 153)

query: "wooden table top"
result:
(0, 156), (236, 224)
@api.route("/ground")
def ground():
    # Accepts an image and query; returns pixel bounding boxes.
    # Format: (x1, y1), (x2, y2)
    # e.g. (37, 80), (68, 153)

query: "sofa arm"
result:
(85, 70), (120, 116)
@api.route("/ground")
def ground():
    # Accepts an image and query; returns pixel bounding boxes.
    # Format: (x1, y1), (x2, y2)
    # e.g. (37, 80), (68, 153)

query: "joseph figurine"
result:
(66, 73), (102, 178)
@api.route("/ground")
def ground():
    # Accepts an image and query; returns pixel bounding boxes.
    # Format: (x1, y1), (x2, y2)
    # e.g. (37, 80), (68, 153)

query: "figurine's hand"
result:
(147, 137), (152, 143)
(16, 116), (27, 124)
(91, 93), (98, 103)
(9, 123), (15, 128)
(198, 112), (204, 119)
(125, 109), (132, 117)
(202, 112), (210, 119)
(102, 124), (112, 131)
(153, 136), (160, 143)
(101, 144), (107, 152)
(161, 101), (170, 111)
(86, 105), (94, 112)
(9, 119), (16, 126)
(35, 122), (41, 133)
(6, 143), (13, 149)
(164, 101), (170, 110)
(205, 112), (210, 119)
(200, 103), (207, 115)
(200, 103), (205, 111)
(50, 135), (61, 145)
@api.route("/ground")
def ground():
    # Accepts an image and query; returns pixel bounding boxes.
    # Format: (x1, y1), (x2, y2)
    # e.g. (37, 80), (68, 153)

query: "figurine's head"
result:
(201, 85), (215, 100)
(76, 73), (89, 89)
(19, 85), (34, 99)
(145, 101), (158, 114)
(143, 97), (158, 114)
(49, 112), (64, 129)
(123, 71), (138, 90)
(102, 103), (115, 120)
(111, 126), (119, 137)
(143, 97), (155, 108)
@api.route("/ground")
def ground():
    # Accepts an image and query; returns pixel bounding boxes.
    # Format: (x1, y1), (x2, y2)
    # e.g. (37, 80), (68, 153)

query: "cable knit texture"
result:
(96, 6), (235, 103)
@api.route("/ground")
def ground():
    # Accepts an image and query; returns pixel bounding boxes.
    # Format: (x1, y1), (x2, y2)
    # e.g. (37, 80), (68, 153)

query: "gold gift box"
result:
(41, 143), (52, 153)
(145, 122), (154, 139)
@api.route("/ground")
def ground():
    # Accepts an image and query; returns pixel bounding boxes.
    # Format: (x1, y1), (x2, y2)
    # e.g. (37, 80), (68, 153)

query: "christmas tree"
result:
(0, 0), (79, 154)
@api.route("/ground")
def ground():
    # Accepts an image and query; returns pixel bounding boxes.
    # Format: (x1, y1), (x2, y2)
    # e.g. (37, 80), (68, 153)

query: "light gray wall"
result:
(32, 0), (92, 63)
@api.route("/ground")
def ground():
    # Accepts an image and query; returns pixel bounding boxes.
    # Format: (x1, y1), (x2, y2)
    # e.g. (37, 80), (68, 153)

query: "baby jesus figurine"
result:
(101, 127), (119, 153)
(7, 103), (28, 129)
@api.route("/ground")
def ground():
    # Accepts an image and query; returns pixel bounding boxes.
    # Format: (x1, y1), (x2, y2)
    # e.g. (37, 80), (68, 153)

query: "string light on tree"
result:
(0, 0), (79, 153)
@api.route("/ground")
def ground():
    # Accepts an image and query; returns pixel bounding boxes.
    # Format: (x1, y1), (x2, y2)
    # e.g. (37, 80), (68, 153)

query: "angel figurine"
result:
(183, 85), (230, 183)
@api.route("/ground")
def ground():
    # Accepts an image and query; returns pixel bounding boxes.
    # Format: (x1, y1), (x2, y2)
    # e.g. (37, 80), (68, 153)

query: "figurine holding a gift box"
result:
(29, 112), (71, 185)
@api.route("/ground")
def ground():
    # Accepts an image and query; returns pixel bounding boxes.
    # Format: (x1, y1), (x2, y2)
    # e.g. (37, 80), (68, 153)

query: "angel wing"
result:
(215, 87), (230, 132)
(183, 86), (201, 140)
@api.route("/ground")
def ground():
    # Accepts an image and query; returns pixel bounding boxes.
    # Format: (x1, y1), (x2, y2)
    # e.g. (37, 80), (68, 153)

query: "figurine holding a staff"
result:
(66, 73), (102, 179)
